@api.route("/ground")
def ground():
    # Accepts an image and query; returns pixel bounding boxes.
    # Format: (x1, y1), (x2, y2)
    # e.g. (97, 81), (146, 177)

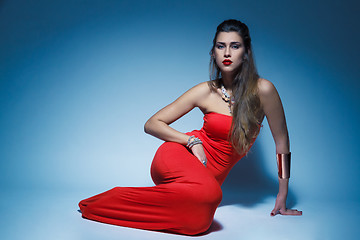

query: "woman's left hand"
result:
(190, 144), (207, 167)
(270, 194), (302, 216)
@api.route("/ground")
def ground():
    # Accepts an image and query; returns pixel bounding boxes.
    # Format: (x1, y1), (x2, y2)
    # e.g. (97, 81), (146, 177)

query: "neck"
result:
(221, 72), (235, 90)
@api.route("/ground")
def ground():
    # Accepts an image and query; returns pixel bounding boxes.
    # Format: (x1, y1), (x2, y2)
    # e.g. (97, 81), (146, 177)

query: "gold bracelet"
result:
(276, 153), (291, 179)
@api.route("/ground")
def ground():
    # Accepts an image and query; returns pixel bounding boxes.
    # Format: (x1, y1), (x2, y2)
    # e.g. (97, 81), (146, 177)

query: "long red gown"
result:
(79, 112), (252, 235)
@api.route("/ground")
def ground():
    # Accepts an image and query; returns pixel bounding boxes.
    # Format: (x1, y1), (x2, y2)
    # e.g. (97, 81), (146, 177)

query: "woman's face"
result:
(213, 31), (246, 75)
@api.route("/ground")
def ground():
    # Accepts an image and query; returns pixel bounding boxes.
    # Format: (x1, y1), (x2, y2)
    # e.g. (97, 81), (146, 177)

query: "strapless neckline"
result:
(205, 112), (232, 118)
(205, 111), (263, 128)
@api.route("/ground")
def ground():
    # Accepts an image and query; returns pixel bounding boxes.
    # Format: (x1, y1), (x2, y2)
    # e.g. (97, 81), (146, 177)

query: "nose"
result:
(224, 46), (231, 57)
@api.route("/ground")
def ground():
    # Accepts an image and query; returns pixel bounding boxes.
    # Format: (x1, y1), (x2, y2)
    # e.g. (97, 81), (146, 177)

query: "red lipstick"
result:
(222, 59), (232, 66)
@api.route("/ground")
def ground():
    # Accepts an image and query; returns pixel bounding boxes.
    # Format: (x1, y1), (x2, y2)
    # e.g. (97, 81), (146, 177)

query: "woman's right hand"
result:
(190, 144), (207, 166)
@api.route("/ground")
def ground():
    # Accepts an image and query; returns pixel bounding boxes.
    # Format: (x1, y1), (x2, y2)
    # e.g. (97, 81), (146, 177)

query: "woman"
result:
(78, 19), (302, 235)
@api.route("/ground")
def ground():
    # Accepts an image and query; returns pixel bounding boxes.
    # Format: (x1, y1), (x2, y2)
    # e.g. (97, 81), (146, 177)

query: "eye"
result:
(232, 44), (241, 49)
(216, 44), (224, 49)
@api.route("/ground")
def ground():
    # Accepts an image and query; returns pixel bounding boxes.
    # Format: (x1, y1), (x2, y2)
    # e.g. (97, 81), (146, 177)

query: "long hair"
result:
(208, 19), (264, 155)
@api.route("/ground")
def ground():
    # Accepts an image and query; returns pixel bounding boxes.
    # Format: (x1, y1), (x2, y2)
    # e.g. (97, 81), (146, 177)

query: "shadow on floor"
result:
(220, 141), (297, 208)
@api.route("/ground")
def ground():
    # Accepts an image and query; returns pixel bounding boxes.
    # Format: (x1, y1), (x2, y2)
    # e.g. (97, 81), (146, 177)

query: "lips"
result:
(222, 59), (232, 66)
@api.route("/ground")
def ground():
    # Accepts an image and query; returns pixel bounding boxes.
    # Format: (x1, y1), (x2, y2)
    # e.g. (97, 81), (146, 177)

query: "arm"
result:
(144, 82), (210, 164)
(258, 79), (302, 216)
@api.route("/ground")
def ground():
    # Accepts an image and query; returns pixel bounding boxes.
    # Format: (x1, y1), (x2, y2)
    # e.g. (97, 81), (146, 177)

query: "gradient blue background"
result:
(1, 0), (359, 239)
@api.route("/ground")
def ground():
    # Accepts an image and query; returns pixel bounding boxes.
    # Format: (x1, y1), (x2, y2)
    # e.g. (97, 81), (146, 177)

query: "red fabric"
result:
(79, 112), (247, 235)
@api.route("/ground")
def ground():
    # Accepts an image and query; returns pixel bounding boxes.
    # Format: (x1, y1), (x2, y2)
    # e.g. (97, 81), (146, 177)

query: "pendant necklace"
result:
(220, 84), (235, 113)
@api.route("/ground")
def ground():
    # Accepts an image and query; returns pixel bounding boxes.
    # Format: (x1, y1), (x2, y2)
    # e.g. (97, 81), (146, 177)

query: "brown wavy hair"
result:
(208, 19), (264, 155)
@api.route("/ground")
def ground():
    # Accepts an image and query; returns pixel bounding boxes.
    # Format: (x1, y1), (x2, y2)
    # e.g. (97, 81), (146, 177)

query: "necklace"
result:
(220, 84), (235, 113)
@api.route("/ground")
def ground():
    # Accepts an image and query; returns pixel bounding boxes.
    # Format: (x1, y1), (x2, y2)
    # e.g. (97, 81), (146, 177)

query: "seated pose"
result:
(78, 19), (302, 236)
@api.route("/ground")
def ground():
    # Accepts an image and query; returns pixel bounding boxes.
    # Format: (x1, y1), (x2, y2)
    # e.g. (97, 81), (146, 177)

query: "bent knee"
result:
(198, 180), (223, 206)
(210, 183), (223, 205)
(180, 193), (221, 235)
(181, 215), (214, 235)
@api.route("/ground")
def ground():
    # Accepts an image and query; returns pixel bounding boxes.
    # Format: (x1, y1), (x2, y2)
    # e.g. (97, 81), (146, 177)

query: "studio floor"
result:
(1, 187), (359, 240)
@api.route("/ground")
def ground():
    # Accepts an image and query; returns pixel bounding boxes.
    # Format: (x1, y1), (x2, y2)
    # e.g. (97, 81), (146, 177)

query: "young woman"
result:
(78, 19), (302, 235)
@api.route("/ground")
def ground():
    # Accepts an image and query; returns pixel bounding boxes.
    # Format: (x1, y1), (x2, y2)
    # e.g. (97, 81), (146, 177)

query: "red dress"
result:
(79, 112), (249, 235)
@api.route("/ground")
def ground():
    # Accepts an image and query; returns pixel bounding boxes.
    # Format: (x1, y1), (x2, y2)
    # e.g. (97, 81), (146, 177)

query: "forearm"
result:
(144, 118), (189, 144)
(276, 146), (290, 201)
(275, 134), (289, 154)
(275, 137), (290, 197)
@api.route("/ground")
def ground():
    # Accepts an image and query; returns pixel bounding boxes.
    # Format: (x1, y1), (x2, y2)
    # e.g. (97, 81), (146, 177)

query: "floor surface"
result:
(1, 187), (359, 240)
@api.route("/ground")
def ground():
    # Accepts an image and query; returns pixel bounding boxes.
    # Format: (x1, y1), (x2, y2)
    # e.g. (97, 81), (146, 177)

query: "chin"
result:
(220, 66), (241, 74)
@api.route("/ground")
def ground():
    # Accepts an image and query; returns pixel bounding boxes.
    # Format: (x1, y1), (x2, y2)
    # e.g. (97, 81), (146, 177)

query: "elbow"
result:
(144, 119), (151, 134)
(144, 117), (157, 135)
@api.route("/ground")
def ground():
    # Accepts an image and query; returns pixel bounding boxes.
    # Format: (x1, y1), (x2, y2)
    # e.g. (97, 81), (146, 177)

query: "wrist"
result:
(276, 192), (288, 201)
(186, 136), (203, 149)
(277, 190), (288, 197)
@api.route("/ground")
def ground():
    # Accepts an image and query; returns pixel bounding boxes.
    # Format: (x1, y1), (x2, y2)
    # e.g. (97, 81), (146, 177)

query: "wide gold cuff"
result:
(276, 153), (291, 179)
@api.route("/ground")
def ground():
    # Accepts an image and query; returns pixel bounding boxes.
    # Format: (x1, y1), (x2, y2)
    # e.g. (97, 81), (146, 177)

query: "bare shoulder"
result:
(191, 81), (212, 93)
(185, 81), (212, 98)
(257, 78), (277, 97)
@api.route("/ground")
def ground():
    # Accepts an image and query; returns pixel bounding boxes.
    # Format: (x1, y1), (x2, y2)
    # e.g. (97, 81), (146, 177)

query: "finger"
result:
(201, 158), (208, 166)
(194, 155), (207, 166)
(281, 209), (303, 216)
(270, 208), (280, 216)
(198, 153), (207, 163)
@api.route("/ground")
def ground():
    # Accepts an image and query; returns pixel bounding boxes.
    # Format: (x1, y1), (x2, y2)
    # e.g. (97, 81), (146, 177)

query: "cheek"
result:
(214, 51), (223, 64)
(235, 50), (245, 59)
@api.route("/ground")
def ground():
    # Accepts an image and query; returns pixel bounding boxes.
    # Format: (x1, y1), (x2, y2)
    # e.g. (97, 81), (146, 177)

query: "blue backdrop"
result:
(0, 0), (359, 238)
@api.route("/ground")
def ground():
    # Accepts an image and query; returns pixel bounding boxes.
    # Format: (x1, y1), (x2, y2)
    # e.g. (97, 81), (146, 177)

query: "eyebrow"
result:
(216, 41), (242, 45)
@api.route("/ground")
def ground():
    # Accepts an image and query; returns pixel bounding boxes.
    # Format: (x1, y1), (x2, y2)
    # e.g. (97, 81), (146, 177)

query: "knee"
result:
(181, 185), (222, 235)
(198, 178), (223, 206)
(181, 212), (214, 235)
(210, 182), (223, 206)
